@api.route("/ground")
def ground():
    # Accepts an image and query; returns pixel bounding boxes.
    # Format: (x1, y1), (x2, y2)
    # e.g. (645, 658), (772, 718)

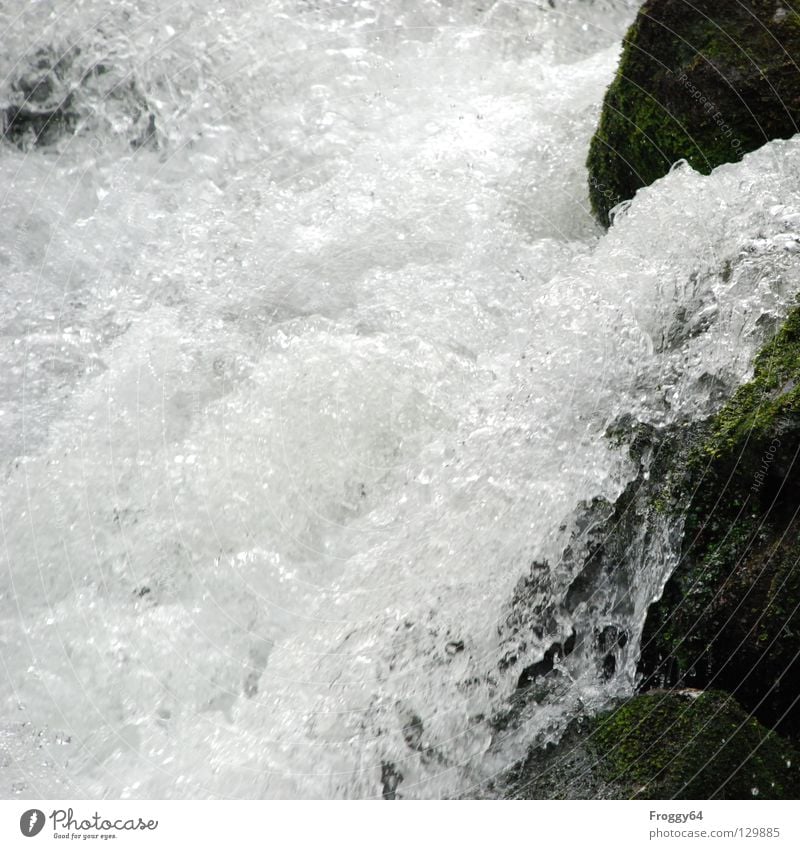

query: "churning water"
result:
(2, 0), (800, 799)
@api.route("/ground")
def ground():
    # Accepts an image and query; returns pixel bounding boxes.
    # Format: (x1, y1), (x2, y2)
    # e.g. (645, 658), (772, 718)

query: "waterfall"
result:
(1, 0), (799, 799)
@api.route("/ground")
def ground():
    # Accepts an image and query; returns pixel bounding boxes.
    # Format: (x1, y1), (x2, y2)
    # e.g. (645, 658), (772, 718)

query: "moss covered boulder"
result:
(498, 308), (800, 800)
(639, 305), (800, 739)
(502, 690), (799, 799)
(590, 691), (799, 798)
(587, 0), (800, 226)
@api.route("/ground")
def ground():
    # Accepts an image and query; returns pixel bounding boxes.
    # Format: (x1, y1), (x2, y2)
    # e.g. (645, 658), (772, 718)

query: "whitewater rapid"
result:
(2, 0), (800, 799)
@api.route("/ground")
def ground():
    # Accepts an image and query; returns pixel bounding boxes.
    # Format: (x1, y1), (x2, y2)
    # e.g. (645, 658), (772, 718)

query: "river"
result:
(2, 0), (800, 799)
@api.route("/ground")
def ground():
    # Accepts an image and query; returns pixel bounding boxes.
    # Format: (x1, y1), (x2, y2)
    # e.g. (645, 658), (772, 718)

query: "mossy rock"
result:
(499, 308), (800, 799)
(589, 691), (799, 798)
(640, 304), (800, 739)
(502, 691), (799, 799)
(587, 0), (800, 226)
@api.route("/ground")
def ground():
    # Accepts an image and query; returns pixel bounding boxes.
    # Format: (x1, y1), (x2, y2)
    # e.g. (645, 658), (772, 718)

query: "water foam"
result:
(1, 0), (799, 798)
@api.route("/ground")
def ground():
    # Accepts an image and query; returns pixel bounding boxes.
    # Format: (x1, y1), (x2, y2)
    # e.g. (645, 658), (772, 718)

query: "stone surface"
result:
(639, 305), (800, 740)
(501, 690), (800, 799)
(587, 0), (800, 225)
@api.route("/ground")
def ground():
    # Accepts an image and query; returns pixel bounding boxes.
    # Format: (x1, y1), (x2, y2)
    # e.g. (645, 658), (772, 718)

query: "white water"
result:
(1, 0), (800, 799)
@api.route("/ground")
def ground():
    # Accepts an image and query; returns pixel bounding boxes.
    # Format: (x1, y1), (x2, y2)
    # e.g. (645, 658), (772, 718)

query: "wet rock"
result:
(516, 630), (576, 690)
(588, 691), (800, 799)
(596, 625), (628, 680)
(492, 421), (688, 734)
(2, 48), (78, 147)
(1, 46), (158, 151)
(381, 761), (403, 800)
(498, 715), (621, 800)
(500, 691), (800, 799)
(639, 305), (800, 739)
(395, 702), (445, 767)
(587, 0), (800, 226)
(445, 640), (465, 655)
(400, 709), (425, 753)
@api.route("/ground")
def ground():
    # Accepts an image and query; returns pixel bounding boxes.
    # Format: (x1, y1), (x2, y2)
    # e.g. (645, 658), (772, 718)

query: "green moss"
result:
(639, 304), (800, 738)
(502, 690), (800, 799)
(588, 691), (800, 799)
(701, 306), (800, 460)
(588, 0), (800, 226)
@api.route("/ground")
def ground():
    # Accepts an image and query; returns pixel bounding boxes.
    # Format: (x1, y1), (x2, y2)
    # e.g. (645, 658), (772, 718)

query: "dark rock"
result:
(516, 629), (577, 690)
(492, 421), (690, 734)
(400, 710), (425, 753)
(639, 305), (800, 739)
(587, 0), (800, 226)
(381, 762), (403, 800)
(445, 640), (465, 655)
(2, 46), (158, 151)
(2, 48), (78, 147)
(501, 690), (800, 799)
(499, 715), (623, 800)
(495, 305), (800, 799)
(589, 690), (800, 798)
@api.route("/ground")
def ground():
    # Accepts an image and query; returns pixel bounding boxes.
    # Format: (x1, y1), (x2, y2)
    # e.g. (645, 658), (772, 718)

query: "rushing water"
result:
(2, 0), (800, 799)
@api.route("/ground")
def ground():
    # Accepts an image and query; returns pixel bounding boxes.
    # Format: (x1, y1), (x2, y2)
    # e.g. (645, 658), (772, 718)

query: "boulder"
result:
(639, 305), (800, 739)
(502, 690), (800, 799)
(587, 0), (800, 226)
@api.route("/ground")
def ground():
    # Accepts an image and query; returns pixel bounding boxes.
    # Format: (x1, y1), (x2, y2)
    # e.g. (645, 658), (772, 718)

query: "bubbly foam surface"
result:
(2, 0), (799, 798)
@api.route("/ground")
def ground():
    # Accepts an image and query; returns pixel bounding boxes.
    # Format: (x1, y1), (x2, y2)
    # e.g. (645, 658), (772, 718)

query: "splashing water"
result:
(1, 0), (800, 799)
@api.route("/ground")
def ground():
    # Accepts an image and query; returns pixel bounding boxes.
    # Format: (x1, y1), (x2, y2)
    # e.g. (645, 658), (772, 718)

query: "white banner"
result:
(1, 800), (798, 849)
